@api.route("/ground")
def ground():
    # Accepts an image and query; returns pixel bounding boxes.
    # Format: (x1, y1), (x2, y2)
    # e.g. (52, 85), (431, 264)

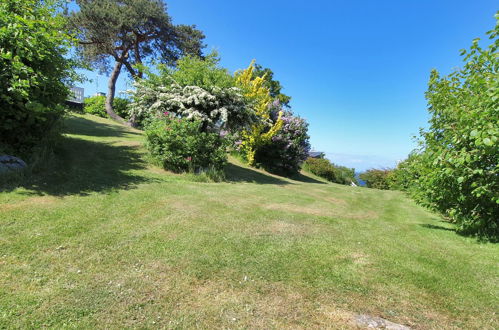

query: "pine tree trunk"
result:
(105, 61), (126, 124)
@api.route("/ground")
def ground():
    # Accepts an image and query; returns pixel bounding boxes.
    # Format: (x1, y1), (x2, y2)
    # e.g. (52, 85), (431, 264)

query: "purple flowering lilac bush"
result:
(254, 105), (311, 176)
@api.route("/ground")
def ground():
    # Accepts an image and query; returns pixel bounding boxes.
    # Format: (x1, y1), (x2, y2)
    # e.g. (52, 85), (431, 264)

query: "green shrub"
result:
(83, 95), (106, 117)
(359, 169), (392, 190)
(113, 97), (131, 119)
(409, 16), (499, 239)
(84, 96), (130, 119)
(385, 153), (421, 191)
(0, 0), (75, 157)
(303, 157), (356, 185)
(304, 158), (335, 181)
(145, 114), (228, 174)
(332, 164), (357, 185)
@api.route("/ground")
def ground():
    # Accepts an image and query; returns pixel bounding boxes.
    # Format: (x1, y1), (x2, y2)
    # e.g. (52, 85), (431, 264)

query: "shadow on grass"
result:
(1, 136), (154, 196)
(290, 172), (326, 184)
(63, 116), (142, 138)
(420, 223), (499, 243)
(224, 163), (291, 185)
(419, 223), (456, 232)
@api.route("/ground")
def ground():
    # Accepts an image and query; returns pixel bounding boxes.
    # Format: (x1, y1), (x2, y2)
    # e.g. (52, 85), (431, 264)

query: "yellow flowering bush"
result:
(235, 61), (283, 165)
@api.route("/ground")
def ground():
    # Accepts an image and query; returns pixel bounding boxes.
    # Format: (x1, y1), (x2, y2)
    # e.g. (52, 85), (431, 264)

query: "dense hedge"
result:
(0, 0), (75, 156)
(407, 18), (499, 239)
(357, 18), (498, 240)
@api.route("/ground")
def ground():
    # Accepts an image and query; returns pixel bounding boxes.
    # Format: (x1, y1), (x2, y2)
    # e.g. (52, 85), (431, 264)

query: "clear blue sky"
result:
(78, 0), (498, 171)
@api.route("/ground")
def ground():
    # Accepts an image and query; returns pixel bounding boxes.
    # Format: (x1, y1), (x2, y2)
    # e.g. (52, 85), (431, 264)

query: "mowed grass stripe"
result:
(0, 114), (497, 329)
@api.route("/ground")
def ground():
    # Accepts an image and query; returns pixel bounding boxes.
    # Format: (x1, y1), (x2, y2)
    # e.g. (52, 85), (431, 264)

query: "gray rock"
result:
(0, 163), (10, 174)
(355, 314), (410, 329)
(0, 155), (27, 173)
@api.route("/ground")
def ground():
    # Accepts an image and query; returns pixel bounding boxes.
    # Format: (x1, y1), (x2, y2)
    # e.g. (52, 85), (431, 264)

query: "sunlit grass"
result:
(0, 114), (497, 328)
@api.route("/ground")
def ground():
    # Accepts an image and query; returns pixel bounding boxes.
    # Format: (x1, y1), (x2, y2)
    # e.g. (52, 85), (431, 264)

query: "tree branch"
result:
(78, 40), (104, 45)
(133, 32), (144, 79)
(122, 58), (138, 79)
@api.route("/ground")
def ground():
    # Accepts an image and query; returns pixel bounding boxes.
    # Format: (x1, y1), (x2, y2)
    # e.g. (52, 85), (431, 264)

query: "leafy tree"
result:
(235, 61), (283, 165)
(385, 152), (422, 191)
(411, 14), (498, 239)
(70, 0), (205, 123)
(0, 0), (76, 156)
(252, 63), (291, 107)
(359, 169), (392, 190)
(159, 51), (235, 89)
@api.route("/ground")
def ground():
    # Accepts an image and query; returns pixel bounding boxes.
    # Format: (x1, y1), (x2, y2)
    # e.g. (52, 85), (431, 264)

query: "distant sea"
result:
(354, 172), (366, 187)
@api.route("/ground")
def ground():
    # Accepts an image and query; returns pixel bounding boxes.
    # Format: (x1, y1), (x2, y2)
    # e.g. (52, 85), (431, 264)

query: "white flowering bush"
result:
(129, 80), (254, 131)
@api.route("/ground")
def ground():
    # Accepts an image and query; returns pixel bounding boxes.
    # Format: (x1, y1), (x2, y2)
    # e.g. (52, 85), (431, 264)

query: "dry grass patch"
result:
(248, 219), (327, 238)
(84, 263), (358, 328)
(349, 252), (371, 266)
(0, 195), (61, 213)
(167, 198), (208, 218)
(265, 203), (378, 220)
(265, 220), (314, 235)
(265, 203), (331, 217)
(171, 278), (357, 328)
(284, 186), (348, 206)
(359, 284), (462, 330)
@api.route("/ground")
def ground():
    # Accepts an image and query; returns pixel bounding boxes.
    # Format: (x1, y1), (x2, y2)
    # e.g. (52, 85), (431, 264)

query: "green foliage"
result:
(333, 164), (358, 185)
(84, 95), (130, 119)
(304, 157), (356, 185)
(385, 153), (421, 191)
(359, 169), (392, 190)
(410, 15), (499, 239)
(83, 96), (106, 117)
(113, 97), (131, 119)
(158, 51), (235, 89)
(0, 0), (75, 156)
(304, 158), (334, 181)
(145, 114), (227, 174)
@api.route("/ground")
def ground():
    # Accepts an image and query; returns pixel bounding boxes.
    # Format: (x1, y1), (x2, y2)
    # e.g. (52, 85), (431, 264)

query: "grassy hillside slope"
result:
(1, 114), (497, 329)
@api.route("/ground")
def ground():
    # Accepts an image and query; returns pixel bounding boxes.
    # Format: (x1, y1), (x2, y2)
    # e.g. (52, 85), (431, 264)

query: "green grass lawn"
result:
(1, 114), (498, 329)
